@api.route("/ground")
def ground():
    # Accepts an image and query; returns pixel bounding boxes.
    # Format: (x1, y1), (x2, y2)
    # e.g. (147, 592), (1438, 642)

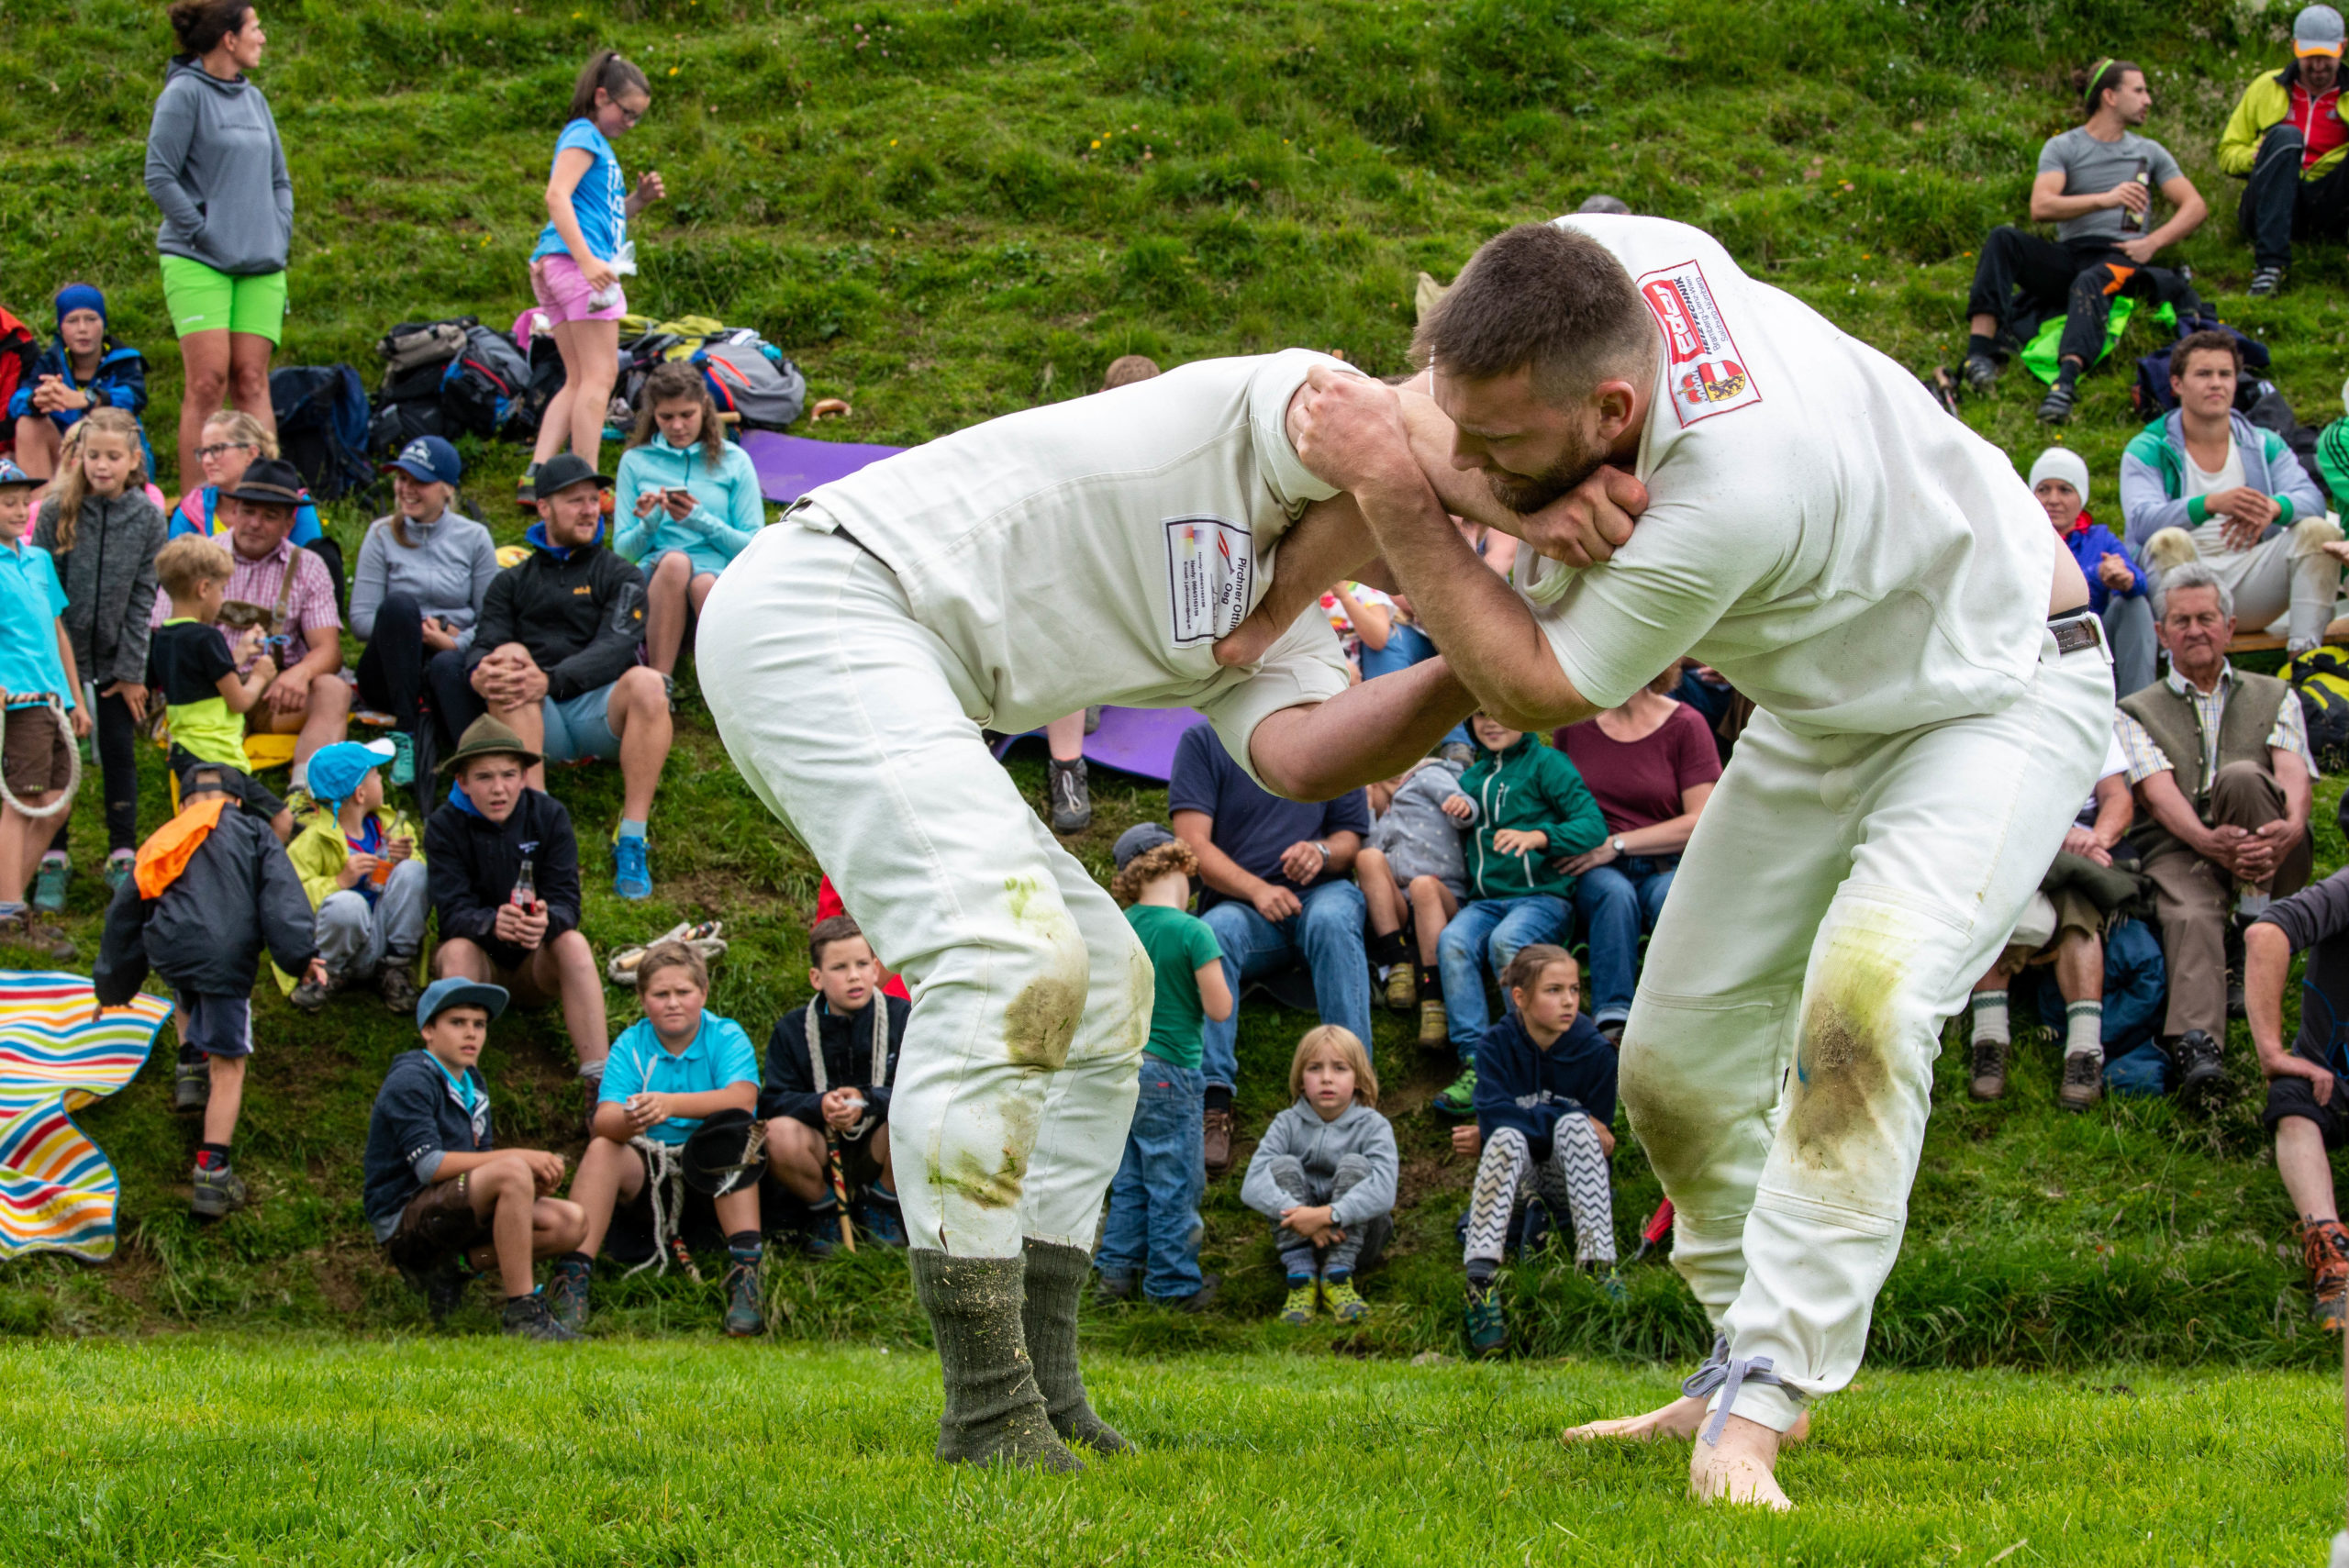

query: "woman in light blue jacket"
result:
(613, 360), (766, 678)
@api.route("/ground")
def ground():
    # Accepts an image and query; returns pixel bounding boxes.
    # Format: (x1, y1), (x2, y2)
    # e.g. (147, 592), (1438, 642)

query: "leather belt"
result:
(2049, 609), (2103, 656)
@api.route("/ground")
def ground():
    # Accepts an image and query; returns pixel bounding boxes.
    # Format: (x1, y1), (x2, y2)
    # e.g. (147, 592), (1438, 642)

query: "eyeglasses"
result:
(196, 442), (258, 461)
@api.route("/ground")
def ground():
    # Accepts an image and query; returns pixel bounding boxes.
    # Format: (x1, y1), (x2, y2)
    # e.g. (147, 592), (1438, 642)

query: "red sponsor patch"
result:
(1636, 259), (1761, 427)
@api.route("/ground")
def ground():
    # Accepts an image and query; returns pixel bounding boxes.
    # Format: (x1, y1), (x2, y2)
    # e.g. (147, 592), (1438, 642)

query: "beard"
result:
(1483, 430), (1609, 516)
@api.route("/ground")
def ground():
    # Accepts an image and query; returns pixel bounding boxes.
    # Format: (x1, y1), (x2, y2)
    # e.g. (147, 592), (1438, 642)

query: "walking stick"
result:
(825, 1130), (857, 1253)
(1630, 1198), (1674, 1264)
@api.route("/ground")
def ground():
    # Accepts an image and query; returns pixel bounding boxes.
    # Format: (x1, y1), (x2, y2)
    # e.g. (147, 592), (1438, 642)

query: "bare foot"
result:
(1689, 1413), (1793, 1511)
(1564, 1396), (1810, 1446)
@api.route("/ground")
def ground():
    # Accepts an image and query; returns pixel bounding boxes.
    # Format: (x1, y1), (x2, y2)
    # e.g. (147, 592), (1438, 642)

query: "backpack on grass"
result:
(2287, 646), (2349, 773)
(269, 364), (373, 503)
(440, 323), (533, 439)
(694, 339), (806, 431)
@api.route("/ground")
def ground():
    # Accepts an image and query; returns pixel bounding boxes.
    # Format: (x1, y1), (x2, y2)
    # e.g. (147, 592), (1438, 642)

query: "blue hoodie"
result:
(9, 336), (148, 428)
(613, 433), (766, 577)
(1473, 1010), (1616, 1162)
(2055, 508), (2146, 617)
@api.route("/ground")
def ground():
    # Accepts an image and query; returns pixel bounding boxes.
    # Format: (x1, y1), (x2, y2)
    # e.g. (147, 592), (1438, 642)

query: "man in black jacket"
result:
(95, 762), (326, 1220)
(436, 453), (672, 902)
(424, 716), (608, 1090)
(760, 915), (908, 1248)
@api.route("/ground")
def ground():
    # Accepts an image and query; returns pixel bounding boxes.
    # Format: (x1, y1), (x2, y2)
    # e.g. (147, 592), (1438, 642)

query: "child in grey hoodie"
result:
(1241, 1026), (1398, 1326)
(1357, 754), (1467, 1028)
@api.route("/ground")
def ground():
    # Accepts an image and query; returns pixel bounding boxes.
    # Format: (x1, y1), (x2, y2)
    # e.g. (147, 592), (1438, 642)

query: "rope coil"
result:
(0, 695), (80, 821)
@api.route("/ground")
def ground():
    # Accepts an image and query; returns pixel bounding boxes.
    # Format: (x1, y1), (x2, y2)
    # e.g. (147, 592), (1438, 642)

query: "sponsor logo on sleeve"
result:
(1636, 259), (1762, 428)
(1163, 516), (1253, 647)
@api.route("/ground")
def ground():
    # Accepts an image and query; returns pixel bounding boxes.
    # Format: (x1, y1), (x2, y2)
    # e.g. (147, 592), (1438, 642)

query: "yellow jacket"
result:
(2219, 67), (2349, 181)
(285, 804), (425, 911)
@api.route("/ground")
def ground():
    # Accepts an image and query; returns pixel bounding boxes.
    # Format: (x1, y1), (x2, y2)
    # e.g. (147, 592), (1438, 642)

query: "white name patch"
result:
(1637, 259), (1762, 428)
(1164, 516), (1253, 647)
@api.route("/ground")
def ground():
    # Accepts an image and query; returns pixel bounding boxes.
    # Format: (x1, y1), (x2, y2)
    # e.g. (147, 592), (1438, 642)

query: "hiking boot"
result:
(190, 1163), (247, 1220)
(1464, 1281), (1507, 1359)
(1095, 1271), (1137, 1303)
(2305, 1218), (2349, 1328)
(1280, 1281), (1319, 1325)
(799, 1227), (841, 1260)
(2250, 265), (2286, 298)
(289, 969), (340, 1014)
(3, 910), (74, 962)
(515, 462), (540, 510)
(1323, 1276), (1368, 1323)
(1418, 998), (1449, 1049)
(104, 851), (133, 895)
(2170, 1029), (2227, 1110)
(2036, 381), (2076, 425)
(173, 1057), (209, 1112)
(1385, 962), (1418, 1011)
(32, 855), (67, 914)
(723, 1257), (767, 1337)
(1163, 1273), (1220, 1313)
(1433, 1065), (1478, 1119)
(2058, 1048), (2104, 1113)
(545, 1253), (592, 1333)
(1961, 353), (2000, 395)
(1586, 1264), (1630, 1304)
(1968, 1036), (2008, 1101)
(387, 729), (416, 788)
(397, 1253), (471, 1323)
(852, 1193), (908, 1249)
(612, 834), (651, 900)
(378, 962), (423, 1015)
(502, 1293), (582, 1342)
(1047, 758), (1092, 835)
(1203, 1106), (1235, 1175)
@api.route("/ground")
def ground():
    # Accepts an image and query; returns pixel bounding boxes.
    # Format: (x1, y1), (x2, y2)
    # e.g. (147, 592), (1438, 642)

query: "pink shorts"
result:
(529, 253), (627, 326)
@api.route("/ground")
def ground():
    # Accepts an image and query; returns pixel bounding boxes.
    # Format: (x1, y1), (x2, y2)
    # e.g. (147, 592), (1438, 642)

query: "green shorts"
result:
(159, 256), (287, 343)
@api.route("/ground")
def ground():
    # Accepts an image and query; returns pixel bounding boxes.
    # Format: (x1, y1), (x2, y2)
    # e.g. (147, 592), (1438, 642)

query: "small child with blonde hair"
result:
(1241, 1024), (1398, 1324)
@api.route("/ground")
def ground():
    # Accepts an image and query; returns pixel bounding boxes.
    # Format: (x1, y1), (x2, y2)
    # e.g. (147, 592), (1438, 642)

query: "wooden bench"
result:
(2226, 616), (2349, 658)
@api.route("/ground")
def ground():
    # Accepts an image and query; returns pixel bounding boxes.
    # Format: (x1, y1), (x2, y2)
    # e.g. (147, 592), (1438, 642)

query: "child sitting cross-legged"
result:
(760, 914), (909, 1253)
(362, 977), (587, 1340)
(1241, 1026), (1398, 1325)
(284, 739), (427, 1016)
(0, 458), (88, 959)
(549, 941), (767, 1337)
(1461, 945), (1620, 1360)
(149, 534), (290, 840)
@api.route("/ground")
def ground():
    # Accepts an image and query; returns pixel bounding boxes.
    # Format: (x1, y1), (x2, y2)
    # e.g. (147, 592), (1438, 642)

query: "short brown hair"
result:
(1413, 223), (1654, 406)
(1111, 840), (1199, 906)
(1101, 355), (1163, 390)
(634, 939), (707, 996)
(2170, 328), (2242, 381)
(2078, 58), (2143, 119)
(809, 914), (870, 968)
(156, 535), (234, 599)
(1288, 1025), (1379, 1108)
(1500, 943), (1576, 996)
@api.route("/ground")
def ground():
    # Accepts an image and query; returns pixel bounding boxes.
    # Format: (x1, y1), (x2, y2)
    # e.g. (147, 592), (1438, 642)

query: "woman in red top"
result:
(1553, 663), (1721, 1042)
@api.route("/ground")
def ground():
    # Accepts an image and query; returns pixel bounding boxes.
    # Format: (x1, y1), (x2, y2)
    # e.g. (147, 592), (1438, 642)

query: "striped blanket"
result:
(0, 972), (170, 1262)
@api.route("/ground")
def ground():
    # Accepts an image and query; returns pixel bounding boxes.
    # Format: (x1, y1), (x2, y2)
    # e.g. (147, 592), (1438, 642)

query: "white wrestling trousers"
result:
(1620, 622), (2111, 1434)
(699, 525), (1152, 1258)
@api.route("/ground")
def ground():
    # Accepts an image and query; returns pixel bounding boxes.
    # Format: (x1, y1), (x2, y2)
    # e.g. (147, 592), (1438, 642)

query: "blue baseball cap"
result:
(383, 434), (462, 488)
(306, 738), (395, 808)
(417, 975), (509, 1029)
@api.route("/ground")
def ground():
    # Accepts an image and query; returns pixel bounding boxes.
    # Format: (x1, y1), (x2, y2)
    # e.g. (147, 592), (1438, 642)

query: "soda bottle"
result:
(511, 857), (537, 908)
(2120, 158), (2150, 236)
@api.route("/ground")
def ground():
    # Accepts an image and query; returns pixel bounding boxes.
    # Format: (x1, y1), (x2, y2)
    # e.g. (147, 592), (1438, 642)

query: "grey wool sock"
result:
(1020, 1238), (1130, 1454)
(907, 1248), (1081, 1473)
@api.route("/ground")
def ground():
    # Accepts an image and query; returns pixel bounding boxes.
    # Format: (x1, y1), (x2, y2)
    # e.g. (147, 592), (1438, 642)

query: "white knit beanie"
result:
(2028, 447), (2090, 505)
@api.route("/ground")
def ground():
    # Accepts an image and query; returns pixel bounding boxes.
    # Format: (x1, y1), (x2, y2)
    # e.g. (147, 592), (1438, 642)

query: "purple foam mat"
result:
(991, 706), (1208, 784)
(741, 430), (907, 506)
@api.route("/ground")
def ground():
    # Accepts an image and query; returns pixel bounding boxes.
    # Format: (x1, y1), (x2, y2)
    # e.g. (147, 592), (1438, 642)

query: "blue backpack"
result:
(268, 364), (373, 502)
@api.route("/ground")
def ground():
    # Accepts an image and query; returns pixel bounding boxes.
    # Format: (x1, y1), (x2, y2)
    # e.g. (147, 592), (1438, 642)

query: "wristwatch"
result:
(1610, 836), (1627, 856)
(1312, 841), (1330, 860)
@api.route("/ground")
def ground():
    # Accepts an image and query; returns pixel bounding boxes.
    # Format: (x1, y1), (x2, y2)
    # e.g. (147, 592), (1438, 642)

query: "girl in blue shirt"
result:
(614, 361), (766, 678)
(522, 50), (666, 505)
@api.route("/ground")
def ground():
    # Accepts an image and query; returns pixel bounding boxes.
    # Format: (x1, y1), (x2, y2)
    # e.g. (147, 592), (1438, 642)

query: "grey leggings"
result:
(1464, 1121), (1617, 1268)
(1264, 1153), (1393, 1278)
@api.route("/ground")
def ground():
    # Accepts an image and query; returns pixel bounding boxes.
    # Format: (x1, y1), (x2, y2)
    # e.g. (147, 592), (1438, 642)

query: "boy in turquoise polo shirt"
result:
(549, 939), (763, 1337)
(0, 458), (85, 954)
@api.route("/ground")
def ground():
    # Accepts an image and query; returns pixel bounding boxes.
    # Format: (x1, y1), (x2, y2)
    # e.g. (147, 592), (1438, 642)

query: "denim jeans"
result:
(1572, 856), (1678, 1028)
(1199, 879), (1373, 1095)
(1438, 894), (1571, 1058)
(1093, 1059), (1206, 1299)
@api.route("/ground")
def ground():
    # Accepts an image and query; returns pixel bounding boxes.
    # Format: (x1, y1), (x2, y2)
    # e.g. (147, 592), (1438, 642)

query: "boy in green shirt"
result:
(1094, 825), (1231, 1307)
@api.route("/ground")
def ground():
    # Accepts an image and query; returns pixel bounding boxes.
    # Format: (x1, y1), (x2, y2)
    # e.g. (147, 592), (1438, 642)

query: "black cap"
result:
(220, 457), (307, 508)
(533, 453), (612, 500)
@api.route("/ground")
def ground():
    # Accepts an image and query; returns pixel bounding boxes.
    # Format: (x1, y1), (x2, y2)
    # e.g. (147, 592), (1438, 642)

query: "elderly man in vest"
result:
(2116, 560), (2317, 1107)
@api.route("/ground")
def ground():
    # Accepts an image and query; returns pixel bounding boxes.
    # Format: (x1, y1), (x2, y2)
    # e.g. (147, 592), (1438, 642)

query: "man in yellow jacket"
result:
(2220, 4), (2349, 296)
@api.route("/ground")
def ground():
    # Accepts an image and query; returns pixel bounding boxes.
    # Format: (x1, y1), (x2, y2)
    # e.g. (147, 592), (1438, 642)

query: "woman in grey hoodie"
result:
(145, 3), (293, 487)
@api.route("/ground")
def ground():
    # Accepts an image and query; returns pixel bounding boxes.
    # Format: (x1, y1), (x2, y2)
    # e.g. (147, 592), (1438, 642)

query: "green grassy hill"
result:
(1, 0), (2346, 1367)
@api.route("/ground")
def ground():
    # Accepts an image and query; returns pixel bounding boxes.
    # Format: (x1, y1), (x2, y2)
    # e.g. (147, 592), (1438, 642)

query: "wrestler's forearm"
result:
(1249, 656), (1478, 802)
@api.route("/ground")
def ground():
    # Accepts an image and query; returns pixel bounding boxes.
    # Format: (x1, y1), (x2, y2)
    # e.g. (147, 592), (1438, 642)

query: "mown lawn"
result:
(0, 1338), (2335, 1565)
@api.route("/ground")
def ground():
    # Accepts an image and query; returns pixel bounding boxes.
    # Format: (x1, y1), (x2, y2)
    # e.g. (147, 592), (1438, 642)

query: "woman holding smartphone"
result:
(612, 361), (764, 686)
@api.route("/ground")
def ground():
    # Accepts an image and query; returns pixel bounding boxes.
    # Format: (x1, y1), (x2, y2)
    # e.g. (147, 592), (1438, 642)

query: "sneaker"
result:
(2306, 1218), (2349, 1328)
(1961, 353), (2000, 395)
(545, 1253), (592, 1332)
(289, 969), (340, 1014)
(852, 1193), (907, 1249)
(1323, 1276), (1368, 1323)
(1418, 998), (1448, 1049)
(1047, 757), (1092, 835)
(387, 729), (415, 788)
(1095, 1271), (1137, 1303)
(1163, 1273), (1221, 1313)
(1385, 962), (1418, 1012)
(1464, 1281), (1507, 1358)
(1968, 1037), (2008, 1101)
(173, 1057), (209, 1112)
(31, 855), (67, 914)
(723, 1257), (767, 1337)
(190, 1162), (248, 1220)
(1432, 1064), (1477, 1119)
(2170, 1029), (2227, 1110)
(502, 1294), (582, 1341)
(661, 673), (677, 714)
(1589, 1266), (1629, 1304)
(2036, 381), (2076, 425)
(283, 784), (317, 822)
(1203, 1106), (1235, 1175)
(1279, 1280), (1319, 1325)
(515, 462), (540, 510)
(104, 851), (134, 895)
(2250, 265), (2285, 298)
(397, 1253), (472, 1323)
(378, 962), (423, 1015)
(799, 1218), (841, 1260)
(2058, 1048), (2104, 1113)
(612, 834), (652, 900)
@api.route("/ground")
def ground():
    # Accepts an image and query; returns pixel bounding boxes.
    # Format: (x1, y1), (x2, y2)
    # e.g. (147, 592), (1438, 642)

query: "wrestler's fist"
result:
(1512, 466), (1650, 569)
(1286, 365), (1419, 495)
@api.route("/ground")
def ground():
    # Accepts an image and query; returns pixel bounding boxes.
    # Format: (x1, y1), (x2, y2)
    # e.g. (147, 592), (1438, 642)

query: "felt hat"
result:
(220, 456), (306, 508)
(444, 713), (542, 773)
(417, 975), (509, 1029)
(533, 452), (612, 499)
(306, 739), (395, 808)
(2028, 448), (2091, 505)
(682, 1108), (768, 1196)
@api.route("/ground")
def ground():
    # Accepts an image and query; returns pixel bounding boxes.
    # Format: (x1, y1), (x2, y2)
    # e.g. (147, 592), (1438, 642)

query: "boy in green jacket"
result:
(1431, 714), (1607, 1114)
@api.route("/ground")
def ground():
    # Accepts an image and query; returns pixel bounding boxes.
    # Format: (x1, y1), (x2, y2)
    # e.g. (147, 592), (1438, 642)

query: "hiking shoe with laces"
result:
(1047, 757), (1092, 835)
(1968, 1037), (2008, 1101)
(1095, 1271), (1137, 1303)
(1464, 1282), (1508, 1359)
(2306, 1218), (2349, 1328)
(723, 1257), (767, 1337)
(2058, 1048), (2104, 1113)
(191, 1163), (248, 1220)
(1202, 1106), (1235, 1175)
(289, 969), (340, 1014)
(173, 1057), (209, 1112)
(1164, 1273), (1221, 1313)
(515, 462), (540, 510)
(545, 1253), (592, 1333)
(1385, 962), (1417, 1011)
(1588, 1266), (1629, 1305)
(799, 1227), (841, 1260)
(612, 834), (651, 900)
(854, 1195), (908, 1249)
(387, 729), (416, 788)
(1280, 1281), (1319, 1325)
(398, 1253), (472, 1323)
(502, 1293), (581, 1341)
(1433, 1065), (1478, 1119)
(1962, 354), (2000, 395)
(378, 962), (423, 1015)
(2036, 381), (2077, 425)
(31, 855), (67, 914)
(2171, 1029), (2227, 1110)
(1323, 1276), (1368, 1323)
(104, 851), (134, 895)
(1418, 998), (1448, 1049)
(2250, 265), (2285, 298)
